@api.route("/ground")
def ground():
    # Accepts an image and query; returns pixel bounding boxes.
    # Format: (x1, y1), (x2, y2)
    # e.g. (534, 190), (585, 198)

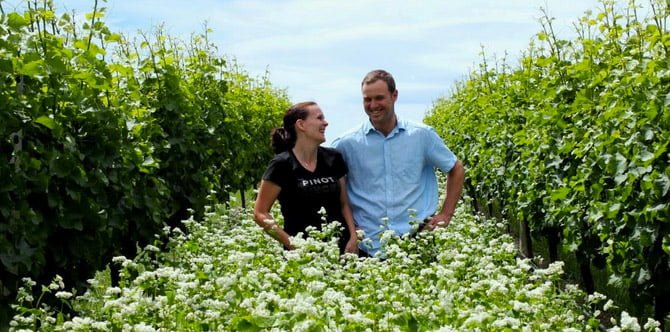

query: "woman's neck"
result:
(292, 141), (319, 171)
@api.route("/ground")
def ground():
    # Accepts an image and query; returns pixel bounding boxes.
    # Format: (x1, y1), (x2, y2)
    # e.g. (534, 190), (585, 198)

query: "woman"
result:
(253, 101), (358, 254)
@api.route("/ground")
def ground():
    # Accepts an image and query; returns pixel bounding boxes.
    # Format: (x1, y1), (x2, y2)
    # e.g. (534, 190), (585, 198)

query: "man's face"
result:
(362, 80), (397, 127)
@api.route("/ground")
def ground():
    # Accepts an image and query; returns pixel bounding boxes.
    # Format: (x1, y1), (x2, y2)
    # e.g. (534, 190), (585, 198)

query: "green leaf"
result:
(614, 174), (627, 185)
(0, 59), (13, 72)
(639, 150), (655, 163)
(105, 33), (123, 43)
(17, 60), (45, 76)
(34, 116), (56, 130)
(142, 157), (156, 167)
(232, 317), (262, 331)
(60, 216), (83, 231)
(7, 13), (28, 29)
(655, 174), (670, 196)
(550, 187), (570, 201)
(607, 203), (621, 218)
(45, 54), (68, 74)
(636, 268), (651, 285)
(615, 153), (627, 174)
(646, 203), (667, 213)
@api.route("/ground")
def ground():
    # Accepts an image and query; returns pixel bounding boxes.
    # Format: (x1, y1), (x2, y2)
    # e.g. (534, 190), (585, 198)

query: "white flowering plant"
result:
(9, 202), (660, 331)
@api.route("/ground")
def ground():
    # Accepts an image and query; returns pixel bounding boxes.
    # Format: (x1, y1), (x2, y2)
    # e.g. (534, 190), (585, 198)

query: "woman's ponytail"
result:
(271, 127), (293, 154)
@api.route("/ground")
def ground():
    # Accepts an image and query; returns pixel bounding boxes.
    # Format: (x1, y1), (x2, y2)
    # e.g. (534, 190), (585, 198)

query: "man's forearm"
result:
(440, 160), (465, 220)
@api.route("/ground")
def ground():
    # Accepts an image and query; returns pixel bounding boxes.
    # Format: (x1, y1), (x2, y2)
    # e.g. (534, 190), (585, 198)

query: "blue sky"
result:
(11, 0), (616, 143)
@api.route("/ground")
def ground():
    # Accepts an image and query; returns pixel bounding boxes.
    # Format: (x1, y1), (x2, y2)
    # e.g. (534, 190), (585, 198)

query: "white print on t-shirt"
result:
(300, 177), (337, 187)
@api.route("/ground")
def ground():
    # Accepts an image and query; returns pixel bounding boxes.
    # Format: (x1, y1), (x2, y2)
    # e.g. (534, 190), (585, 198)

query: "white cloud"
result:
(27, 0), (608, 143)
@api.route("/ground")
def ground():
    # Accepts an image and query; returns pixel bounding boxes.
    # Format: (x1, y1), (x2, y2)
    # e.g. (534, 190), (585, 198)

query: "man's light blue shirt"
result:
(331, 118), (457, 255)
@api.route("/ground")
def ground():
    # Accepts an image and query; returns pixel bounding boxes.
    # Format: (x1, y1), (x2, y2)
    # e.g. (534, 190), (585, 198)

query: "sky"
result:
(9, 0), (616, 144)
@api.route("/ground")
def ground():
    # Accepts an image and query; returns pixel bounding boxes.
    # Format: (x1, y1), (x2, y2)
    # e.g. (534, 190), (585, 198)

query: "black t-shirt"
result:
(263, 147), (348, 236)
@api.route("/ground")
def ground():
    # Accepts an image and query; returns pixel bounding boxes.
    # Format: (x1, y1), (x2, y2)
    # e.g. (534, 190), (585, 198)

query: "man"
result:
(331, 69), (465, 257)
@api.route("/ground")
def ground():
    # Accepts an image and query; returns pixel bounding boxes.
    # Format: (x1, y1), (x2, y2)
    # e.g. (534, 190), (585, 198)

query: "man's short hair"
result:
(362, 69), (396, 93)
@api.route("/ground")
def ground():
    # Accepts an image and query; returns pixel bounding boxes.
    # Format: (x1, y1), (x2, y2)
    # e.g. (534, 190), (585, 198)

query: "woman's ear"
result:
(295, 118), (305, 131)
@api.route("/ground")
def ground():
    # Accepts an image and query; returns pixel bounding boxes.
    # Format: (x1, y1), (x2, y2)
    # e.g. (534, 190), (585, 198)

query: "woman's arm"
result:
(253, 180), (294, 249)
(338, 177), (359, 254)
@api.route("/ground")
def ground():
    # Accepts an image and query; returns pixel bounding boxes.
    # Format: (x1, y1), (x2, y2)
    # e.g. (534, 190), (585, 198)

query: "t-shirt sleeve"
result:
(425, 128), (457, 173)
(262, 156), (290, 188)
(333, 151), (348, 179)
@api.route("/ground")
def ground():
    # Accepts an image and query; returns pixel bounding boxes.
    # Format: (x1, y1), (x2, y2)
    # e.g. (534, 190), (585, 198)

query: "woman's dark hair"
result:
(271, 101), (316, 154)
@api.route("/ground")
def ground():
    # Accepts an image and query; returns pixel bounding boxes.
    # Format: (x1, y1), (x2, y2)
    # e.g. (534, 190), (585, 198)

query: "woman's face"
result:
(298, 104), (328, 143)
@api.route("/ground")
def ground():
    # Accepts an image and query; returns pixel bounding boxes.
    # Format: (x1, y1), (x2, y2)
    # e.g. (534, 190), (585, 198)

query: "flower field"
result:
(10, 200), (660, 331)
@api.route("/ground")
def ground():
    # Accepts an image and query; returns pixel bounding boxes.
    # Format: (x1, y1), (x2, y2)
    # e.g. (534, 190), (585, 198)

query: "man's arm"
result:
(425, 160), (465, 230)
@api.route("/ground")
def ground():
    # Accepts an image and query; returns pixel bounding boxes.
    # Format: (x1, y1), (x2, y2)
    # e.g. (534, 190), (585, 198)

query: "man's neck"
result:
(373, 115), (398, 137)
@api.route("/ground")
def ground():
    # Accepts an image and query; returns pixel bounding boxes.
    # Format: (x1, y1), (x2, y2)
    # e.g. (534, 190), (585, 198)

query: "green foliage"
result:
(11, 203), (651, 331)
(0, 0), (288, 321)
(426, 0), (670, 322)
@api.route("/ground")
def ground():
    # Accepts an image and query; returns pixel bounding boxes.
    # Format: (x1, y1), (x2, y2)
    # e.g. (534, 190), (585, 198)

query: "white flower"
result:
(62, 316), (94, 330)
(511, 300), (532, 313)
(587, 292), (607, 304)
(526, 281), (550, 299)
(536, 261), (565, 276)
(379, 230), (394, 244)
(225, 290), (237, 302)
(463, 309), (490, 326)
(491, 316), (520, 329)
(91, 321), (109, 330)
(603, 299), (615, 311)
(21, 278), (36, 287)
(344, 312), (374, 326)
(105, 287), (122, 296)
(643, 318), (661, 331)
(55, 291), (73, 299)
(307, 281), (327, 293)
(111, 256), (128, 264)
(619, 311), (641, 332)
(301, 267), (324, 279)
(133, 322), (156, 332)
(380, 217), (390, 227)
(48, 275), (65, 290)
(144, 244), (160, 252)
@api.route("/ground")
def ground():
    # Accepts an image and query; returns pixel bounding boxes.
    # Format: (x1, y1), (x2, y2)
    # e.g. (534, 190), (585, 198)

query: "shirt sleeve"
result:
(262, 156), (290, 188)
(425, 127), (457, 173)
(333, 151), (348, 179)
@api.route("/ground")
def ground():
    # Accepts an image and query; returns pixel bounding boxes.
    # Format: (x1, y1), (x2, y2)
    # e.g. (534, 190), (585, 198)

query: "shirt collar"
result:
(363, 117), (406, 136)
